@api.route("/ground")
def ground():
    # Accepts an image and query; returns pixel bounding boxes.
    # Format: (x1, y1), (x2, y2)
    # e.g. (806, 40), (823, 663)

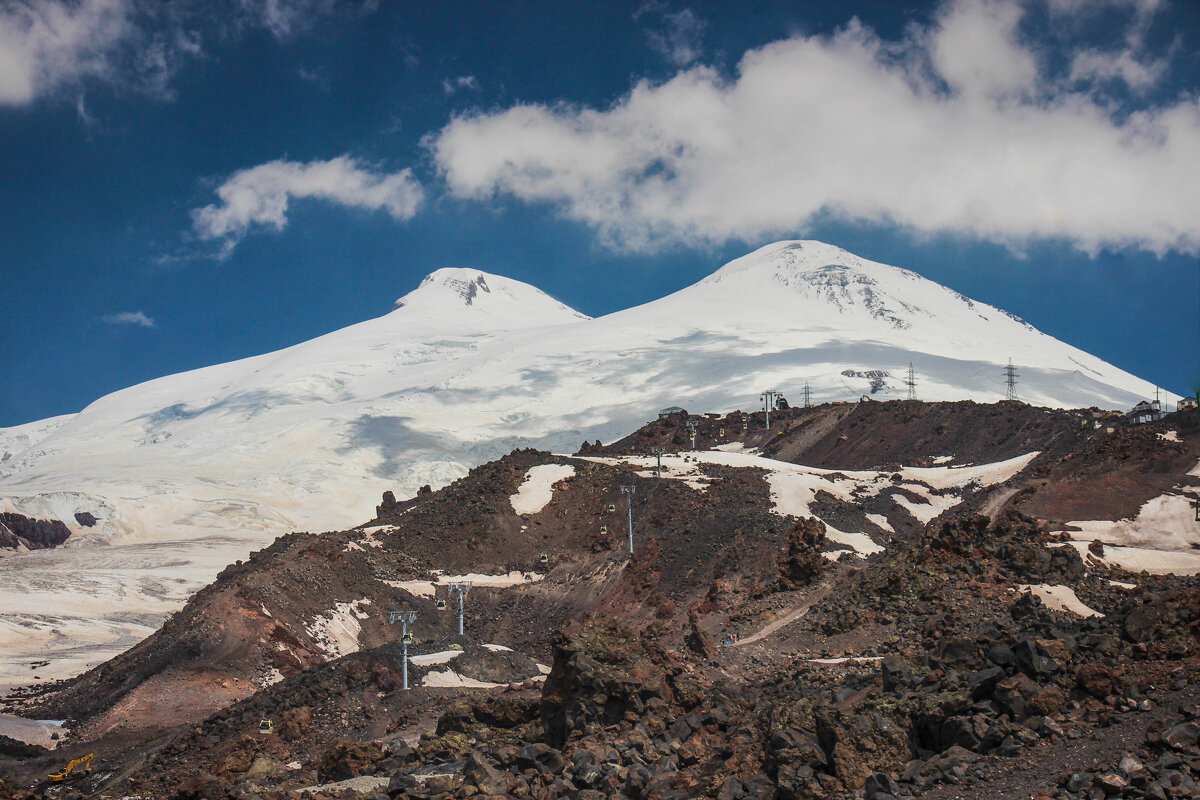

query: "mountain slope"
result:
(0, 241), (1178, 687)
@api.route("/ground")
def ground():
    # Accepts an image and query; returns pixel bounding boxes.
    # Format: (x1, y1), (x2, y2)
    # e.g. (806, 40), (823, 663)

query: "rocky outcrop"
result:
(540, 616), (688, 749)
(0, 513), (70, 550)
(778, 517), (826, 589)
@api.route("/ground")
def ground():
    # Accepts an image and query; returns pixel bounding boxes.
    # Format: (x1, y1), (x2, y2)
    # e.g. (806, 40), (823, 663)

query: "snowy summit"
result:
(0, 240), (1176, 689)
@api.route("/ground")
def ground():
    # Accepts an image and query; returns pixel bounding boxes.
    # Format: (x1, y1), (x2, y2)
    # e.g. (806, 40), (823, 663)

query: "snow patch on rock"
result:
(305, 599), (372, 661)
(421, 669), (502, 688)
(384, 571), (541, 598)
(510, 464), (575, 515)
(1067, 493), (1200, 553)
(409, 650), (464, 666)
(1065, 542), (1200, 576)
(1018, 585), (1103, 618)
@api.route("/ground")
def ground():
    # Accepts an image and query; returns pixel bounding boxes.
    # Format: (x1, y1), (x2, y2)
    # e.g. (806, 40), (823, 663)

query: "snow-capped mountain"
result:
(0, 241), (1174, 686)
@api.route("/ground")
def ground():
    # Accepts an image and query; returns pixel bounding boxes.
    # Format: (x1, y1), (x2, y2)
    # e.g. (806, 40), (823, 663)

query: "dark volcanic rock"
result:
(0, 513), (70, 549)
(778, 517), (826, 590)
(540, 617), (687, 749)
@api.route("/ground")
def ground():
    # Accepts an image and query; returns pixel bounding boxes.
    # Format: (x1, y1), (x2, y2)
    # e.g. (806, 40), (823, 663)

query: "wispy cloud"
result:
(297, 64), (330, 91)
(441, 75), (479, 96)
(191, 155), (424, 257)
(636, 3), (705, 67)
(236, 0), (331, 39)
(102, 310), (155, 328)
(0, 0), (364, 107)
(432, 0), (1198, 256)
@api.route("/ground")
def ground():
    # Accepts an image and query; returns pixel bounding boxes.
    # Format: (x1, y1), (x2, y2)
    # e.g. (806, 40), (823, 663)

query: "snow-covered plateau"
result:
(0, 240), (1179, 687)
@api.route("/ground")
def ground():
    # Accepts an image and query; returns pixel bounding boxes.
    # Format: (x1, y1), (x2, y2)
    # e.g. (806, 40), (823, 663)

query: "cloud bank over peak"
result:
(191, 155), (424, 257)
(430, 0), (1200, 255)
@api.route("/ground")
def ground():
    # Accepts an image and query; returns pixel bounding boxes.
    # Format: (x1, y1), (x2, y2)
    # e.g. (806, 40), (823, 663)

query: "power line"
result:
(1004, 359), (1019, 402)
(803, 381), (811, 408)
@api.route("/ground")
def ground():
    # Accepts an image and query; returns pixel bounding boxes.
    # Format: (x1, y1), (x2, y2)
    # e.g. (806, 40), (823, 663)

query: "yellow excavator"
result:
(47, 753), (92, 782)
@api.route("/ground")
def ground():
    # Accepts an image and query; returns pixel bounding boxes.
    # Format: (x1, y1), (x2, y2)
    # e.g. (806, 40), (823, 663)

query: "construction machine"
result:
(47, 753), (92, 782)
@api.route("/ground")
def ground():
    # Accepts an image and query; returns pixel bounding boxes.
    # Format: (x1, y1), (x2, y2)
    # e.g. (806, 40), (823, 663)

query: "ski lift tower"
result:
(388, 610), (418, 690)
(620, 485), (636, 554)
(685, 419), (698, 449)
(446, 582), (472, 636)
(650, 446), (664, 478)
(761, 389), (779, 430)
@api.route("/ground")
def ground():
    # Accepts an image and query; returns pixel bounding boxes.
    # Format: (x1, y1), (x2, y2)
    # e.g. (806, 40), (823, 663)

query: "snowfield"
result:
(0, 241), (1178, 684)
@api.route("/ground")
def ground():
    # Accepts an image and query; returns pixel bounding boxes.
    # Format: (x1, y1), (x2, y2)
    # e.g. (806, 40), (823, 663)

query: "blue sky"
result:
(1, 0), (1197, 427)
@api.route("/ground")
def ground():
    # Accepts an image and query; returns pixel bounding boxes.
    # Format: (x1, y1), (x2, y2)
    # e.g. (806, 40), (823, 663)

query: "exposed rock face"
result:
(685, 611), (719, 659)
(540, 617), (687, 749)
(778, 517), (826, 589)
(0, 512), (71, 550)
(74, 511), (98, 527)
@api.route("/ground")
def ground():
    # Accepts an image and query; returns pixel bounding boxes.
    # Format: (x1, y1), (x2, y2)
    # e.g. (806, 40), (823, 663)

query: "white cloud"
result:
(0, 0), (133, 104)
(431, 0), (1199, 255)
(441, 75), (479, 96)
(191, 155), (424, 257)
(102, 311), (155, 328)
(926, 0), (1037, 99)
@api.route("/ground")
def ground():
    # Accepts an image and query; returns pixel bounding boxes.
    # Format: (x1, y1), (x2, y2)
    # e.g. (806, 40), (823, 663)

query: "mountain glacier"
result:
(0, 240), (1174, 686)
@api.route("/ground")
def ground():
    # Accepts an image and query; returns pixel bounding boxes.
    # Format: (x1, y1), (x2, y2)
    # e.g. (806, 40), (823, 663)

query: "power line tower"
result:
(388, 610), (418, 690)
(760, 389), (779, 430)
(685, 419), (698, 449)
(620, 485), (636, 553)
(803, 381), (812, 408)
(904, 364), (917, 401)
(650, 446), (664, 478)
(1004, 359), (1019, 401)
(446, 582), (472, 636)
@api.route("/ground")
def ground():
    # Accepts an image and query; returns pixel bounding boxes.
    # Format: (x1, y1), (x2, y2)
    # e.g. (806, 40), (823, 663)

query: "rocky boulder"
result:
(778, 517), (826, 590)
